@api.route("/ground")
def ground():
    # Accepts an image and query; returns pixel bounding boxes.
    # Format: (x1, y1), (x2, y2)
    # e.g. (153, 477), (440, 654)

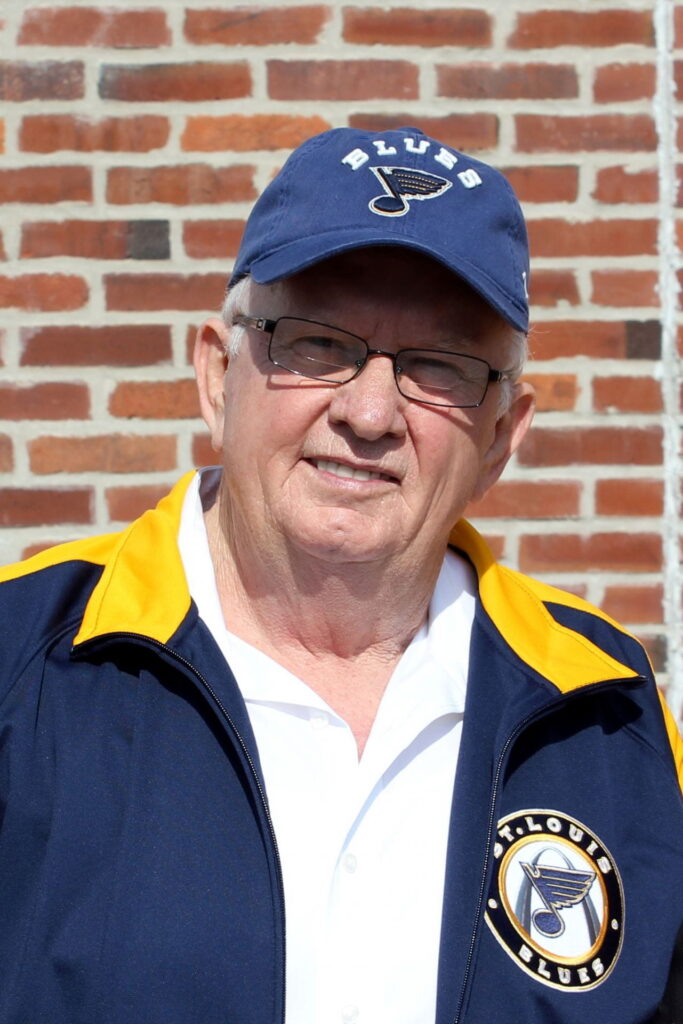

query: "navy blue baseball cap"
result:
(229, 126), (530, 333)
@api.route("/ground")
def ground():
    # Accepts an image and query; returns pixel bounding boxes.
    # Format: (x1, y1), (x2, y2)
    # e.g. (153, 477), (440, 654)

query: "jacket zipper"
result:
(451, 675), (646, 1024)
(75, 632), (288, 1024)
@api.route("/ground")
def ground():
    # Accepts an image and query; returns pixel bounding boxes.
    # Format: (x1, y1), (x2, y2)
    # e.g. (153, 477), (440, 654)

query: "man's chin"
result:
(285, 518), (400, 568)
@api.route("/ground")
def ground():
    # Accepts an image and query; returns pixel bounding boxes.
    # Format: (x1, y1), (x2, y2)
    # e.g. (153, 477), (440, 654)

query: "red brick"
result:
(0, 61), (84, 101)
(192, 432), (216, 468)
(601, 584), (663, 625)
(183, 220), (245, 259)
(519, 533), (661, 574)
(594, 63), (655, 103)
(109, 380), (200, 419)
(349, 112), (498, 151)
(518, 426), (662, 467)
(0, 383), (90, 420)
(185, 6), (329, 44)
(509, 10), (653, 48)
(466, 480), (580, 519)
(181, 113), (331, 152)
(267, 60), (418, 101)
(0, 120), (5, 154)
(19, 7), (170, 47)
(20, 114), (170, 153)
(0, 166), (91, 204)
(106, 164), (255, 205)
(0, 274), (88, 311)
(531, 320), (660, 360)
(516, 114), (656, 153)
(29, 434), (176, 474)
(592, 271), (658, 307)
(0, 434), (13, 472)
(22, 220), (117, 259)
(529, 270), (580, 308)
(21, 325), (171, 367)
(0, 487), (92, 527)
(596, 478), (663, 517)
(677, 6), (683, 47)
(106, 483), (171, 522)
(501, 165), (578, 203)
(530, 321), (624, 360)
(99, 62), (251, 102)
(592, 376), (662, 413)
(343, 8), (491, 47)
(524, 373), (577, 411)
(105, 273), (225, 312)
(593, 166), (658, 204)
(527, 218), (657, 258)
(438, 62), (576, 100)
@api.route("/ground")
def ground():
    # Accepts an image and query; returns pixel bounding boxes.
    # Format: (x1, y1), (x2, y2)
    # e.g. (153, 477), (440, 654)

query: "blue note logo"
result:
(368, 166), (453, 217)
(485, 810), (624, 991)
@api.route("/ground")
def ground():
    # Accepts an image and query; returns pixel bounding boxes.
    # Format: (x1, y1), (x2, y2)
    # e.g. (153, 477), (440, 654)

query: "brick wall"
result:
(1, 1), (682, 720)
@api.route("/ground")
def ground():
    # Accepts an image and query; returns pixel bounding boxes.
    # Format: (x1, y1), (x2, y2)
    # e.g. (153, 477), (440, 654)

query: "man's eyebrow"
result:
(422, 330), (479, 350)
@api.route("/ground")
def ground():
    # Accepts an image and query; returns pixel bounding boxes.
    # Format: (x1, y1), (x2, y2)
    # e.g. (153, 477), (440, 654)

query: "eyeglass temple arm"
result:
(234, 315), (277, 333)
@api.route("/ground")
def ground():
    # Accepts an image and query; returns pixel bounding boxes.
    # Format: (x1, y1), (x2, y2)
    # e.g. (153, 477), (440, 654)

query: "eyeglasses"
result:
(233, 315), (511, 409)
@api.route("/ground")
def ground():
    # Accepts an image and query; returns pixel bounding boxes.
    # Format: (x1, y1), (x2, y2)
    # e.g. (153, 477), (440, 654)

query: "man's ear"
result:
(194, 317), (231, 453)
(470, 380), (536, 504)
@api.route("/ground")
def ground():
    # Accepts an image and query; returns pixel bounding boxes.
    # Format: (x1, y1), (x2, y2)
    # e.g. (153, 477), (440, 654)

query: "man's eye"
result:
(290, 336), (353, 369)
(293, 334), (338, 353)
(408, 356), (465, 383)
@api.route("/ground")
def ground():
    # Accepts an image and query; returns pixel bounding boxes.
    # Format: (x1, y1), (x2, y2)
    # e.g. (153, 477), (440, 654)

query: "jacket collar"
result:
(74, 471), (640, 692)
(448, 519), (641, 693)
(74, 471), (195, 648)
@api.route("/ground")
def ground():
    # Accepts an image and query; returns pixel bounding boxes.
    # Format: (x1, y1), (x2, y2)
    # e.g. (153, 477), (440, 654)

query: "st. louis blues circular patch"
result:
(485, 809), (624, 991)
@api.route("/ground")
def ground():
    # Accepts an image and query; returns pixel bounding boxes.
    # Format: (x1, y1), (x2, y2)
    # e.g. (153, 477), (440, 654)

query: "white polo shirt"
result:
(179, 470), (475, 1024)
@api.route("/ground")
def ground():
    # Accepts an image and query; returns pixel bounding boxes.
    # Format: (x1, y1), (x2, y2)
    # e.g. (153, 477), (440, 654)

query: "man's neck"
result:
(203, 500), (443, 754)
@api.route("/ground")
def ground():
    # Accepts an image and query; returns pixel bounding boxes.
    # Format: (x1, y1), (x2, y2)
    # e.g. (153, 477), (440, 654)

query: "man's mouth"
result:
(310, 458), (396, 483)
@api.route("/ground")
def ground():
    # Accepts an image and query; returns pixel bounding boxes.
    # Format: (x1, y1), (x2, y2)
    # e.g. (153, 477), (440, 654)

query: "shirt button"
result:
(309, 711), (328, 729)
(341, 1005), (359, 1023)
(343, 852), (357, 874)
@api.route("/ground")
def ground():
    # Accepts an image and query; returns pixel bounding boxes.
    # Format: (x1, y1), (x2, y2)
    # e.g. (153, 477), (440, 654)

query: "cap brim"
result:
(240, 231), (528, 333)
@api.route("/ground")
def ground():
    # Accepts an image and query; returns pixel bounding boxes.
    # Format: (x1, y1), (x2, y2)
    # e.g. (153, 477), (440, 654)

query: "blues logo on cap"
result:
(485, 809), (624, 991)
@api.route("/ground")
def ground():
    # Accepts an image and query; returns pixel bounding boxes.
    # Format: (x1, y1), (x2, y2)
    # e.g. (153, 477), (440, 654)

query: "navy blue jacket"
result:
(1, 473), (681, 1023)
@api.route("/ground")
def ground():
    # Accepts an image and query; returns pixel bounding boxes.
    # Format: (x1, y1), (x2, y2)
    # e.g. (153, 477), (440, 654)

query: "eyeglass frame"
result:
(232, 314), (513, 410)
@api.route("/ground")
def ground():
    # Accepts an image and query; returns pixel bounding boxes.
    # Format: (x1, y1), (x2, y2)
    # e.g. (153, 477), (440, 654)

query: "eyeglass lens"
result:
(268, 317), (493, 408)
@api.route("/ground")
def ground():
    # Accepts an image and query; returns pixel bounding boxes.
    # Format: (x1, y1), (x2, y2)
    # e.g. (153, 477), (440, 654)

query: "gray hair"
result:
(221, 272), (527, 413)
(221, 276), (253, 356)
(499, 330), (528, 413)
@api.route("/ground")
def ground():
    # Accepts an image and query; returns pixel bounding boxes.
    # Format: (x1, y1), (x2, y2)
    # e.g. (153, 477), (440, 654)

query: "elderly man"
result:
(0, 127), (681, 1024)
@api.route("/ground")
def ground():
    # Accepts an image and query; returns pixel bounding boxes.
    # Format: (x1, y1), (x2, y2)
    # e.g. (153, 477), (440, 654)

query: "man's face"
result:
(199, 248), (534, 570)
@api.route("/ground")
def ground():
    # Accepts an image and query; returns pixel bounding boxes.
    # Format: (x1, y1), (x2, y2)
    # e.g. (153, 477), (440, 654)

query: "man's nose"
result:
(327, 351), (407, 441)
